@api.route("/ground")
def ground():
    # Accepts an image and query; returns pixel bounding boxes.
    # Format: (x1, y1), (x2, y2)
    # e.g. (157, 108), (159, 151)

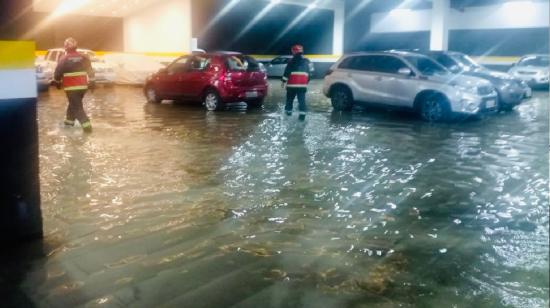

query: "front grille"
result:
(477, 85), (493, 96)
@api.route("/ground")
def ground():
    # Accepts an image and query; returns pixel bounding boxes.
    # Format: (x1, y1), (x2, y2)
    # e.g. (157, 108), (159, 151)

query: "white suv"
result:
(35, 48), (116, 90)
(323, 51), (498, 122)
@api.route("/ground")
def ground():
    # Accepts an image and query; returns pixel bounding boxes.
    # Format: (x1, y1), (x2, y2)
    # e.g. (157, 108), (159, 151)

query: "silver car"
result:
(323, 51), (498, 122)
(420, 51), (531, 111)
(266, 55), (315, 78)
(508, 54), (549, 88)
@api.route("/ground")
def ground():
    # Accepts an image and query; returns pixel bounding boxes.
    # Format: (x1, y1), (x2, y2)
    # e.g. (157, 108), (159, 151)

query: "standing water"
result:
(2, 81), (548, 307)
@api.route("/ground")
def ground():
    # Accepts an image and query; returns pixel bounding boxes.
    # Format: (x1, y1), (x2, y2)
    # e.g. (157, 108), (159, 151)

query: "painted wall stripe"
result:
(0, 69), (37, 100)
(34, 50), (522, 65)
(0, 41), (36, 70)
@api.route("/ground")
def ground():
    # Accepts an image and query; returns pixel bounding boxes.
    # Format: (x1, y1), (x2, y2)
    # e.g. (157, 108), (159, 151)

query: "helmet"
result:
(291, 44), (304, 55)
(64, 37), (78, 51)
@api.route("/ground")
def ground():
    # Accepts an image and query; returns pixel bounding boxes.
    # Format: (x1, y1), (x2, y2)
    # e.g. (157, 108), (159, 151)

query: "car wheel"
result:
(331, 86), (353, 111)
(204, 90), (224, 111)
(420, 95), (450, 122)
(247, 98), (264, 109)
(145, 86), (161, 104)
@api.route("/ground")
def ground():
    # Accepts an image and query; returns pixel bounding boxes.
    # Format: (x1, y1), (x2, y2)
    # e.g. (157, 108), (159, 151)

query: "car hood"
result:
(509, 66), (549, 74)
(92, 62), (113, 69)
(426, 73), (492, 88)
(462, 68), (515, 83)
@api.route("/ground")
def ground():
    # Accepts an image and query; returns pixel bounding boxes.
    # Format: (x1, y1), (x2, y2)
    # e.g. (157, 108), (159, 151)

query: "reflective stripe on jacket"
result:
(63, 72), (88, 91)
(282, 55), (311, 89)
(286, 72), (308, 88)
(54, 51), (94, 92)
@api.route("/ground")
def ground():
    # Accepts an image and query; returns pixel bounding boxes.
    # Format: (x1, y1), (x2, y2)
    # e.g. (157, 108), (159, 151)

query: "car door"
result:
(338, 56), (382, 103)
(369, 55), (417, 107)
(158, 56), (190, 98)
(177, 55), (212, 99)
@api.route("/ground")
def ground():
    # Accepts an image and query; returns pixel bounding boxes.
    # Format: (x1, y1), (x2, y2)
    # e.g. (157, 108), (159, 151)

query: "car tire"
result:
(145, 85), (161, 104)
(247, 98), (264, 109)
(419, 94), (450, 122)
(331, 86), (353, 111)
(204, 90), (224, 111)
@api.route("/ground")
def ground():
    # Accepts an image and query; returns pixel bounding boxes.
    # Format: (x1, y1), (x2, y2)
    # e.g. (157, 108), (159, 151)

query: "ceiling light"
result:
(51, 0), (89, 17)
(389, 8), (412, 16)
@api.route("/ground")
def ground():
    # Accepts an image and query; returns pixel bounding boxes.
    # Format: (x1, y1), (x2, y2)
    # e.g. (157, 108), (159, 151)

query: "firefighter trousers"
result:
(285, 88), (307, 114)
(65, 90), (90, 126)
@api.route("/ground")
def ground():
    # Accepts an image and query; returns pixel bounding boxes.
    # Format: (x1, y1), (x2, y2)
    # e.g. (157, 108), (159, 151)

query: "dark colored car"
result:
(420, 51), (531, 111)
(144, 52), (268, 110)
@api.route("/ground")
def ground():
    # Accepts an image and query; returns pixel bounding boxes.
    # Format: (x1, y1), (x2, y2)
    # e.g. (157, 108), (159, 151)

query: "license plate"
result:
(486, 100), (496, 108)
(245, 91), (258, 98)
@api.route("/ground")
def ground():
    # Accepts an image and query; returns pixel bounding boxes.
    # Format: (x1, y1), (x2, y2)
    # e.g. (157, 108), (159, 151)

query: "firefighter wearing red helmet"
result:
(54, 37), (95, 133)
(282, 44), (312, 119)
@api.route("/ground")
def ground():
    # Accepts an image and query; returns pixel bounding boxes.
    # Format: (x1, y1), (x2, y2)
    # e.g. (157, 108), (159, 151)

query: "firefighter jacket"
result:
(54, 51), (94, 91)
(282, 55), (311, 88)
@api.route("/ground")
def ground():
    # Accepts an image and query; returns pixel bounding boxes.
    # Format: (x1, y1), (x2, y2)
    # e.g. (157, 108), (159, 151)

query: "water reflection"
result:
(5, 83), (548, 307)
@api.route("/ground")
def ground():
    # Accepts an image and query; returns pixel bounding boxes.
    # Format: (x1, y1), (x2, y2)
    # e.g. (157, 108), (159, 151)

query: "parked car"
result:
(36, 57), (52, 92)
(144, 52), (268, 110)
(419, 50), (531, 111)
(323, 51), (498, 122)
(35, 48), (116, 89)
(508, 54), (549, 88)
(266, 55), (315, 78)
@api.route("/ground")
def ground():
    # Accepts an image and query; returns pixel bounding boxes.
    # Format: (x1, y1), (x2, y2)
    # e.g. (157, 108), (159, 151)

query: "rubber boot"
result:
(81, 121), (92, 133)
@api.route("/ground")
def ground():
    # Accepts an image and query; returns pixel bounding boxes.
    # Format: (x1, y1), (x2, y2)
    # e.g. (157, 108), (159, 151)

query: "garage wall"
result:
(0, 0), (124, 51)
(123, 0), (192, 53)
(193, 0), (334, 55)
(346, 1), (549, 56)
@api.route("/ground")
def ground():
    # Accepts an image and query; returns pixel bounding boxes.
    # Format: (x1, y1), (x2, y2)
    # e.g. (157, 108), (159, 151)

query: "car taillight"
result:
(325, 69), (333, 77)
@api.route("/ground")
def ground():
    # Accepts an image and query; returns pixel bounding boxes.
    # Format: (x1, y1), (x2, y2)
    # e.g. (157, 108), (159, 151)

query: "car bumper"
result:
(220, 85), (268, 103)
(94, 72), (116, 84)
(511, 74), (549, 86)
(497, 85), (528, 106)
(451, 93), (498, 115)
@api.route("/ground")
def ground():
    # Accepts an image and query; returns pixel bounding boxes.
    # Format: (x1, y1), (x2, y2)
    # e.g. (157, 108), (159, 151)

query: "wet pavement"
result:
(2, 80), (549, 307)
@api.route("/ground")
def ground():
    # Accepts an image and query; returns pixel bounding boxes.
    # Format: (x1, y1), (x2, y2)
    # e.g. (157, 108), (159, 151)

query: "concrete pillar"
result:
(0, 41), (43, 243)
(430, 0), (450, 51)
(333, 0), (345, 55)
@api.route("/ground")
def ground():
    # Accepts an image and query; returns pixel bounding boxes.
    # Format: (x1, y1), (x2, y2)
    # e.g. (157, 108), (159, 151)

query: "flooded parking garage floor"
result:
(2, 80), (548, 307)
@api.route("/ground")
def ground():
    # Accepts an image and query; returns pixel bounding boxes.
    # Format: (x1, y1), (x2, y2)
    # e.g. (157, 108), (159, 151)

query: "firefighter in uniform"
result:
(282, 44), (311, 120)
(54, 37), (95, 133)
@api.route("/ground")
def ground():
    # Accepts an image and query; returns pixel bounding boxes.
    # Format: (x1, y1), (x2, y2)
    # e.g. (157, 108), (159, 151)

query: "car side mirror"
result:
(398, 67), (413, 76)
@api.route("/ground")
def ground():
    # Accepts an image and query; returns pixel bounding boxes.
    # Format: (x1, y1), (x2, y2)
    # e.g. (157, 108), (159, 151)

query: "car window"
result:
(271, 57), (289, 65)
(226, 55), (261, 72)
(404, 55), (449, 76)
(370, 56), (409, 74)
(433, 54), (458, 69)
(338, 56), (359, 69)
(189, 55), (210, 71)
(168, 56), (190, 73)
(48, 51), (58, 62)
(517, 56), (549, 67)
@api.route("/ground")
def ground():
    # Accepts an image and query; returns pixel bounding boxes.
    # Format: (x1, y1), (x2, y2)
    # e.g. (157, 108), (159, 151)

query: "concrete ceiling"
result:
(33, 0), (161, 17)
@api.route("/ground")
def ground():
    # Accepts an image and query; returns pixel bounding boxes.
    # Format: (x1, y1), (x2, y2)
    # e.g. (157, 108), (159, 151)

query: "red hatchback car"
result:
(144, 52), (268, 110)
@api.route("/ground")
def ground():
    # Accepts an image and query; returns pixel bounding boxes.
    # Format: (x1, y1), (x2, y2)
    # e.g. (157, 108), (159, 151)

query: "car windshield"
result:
(405, 55), (449, 76)
(452, 54), (483, 70)
(517, 56), (550, 67)
(226, 55), (261, 71)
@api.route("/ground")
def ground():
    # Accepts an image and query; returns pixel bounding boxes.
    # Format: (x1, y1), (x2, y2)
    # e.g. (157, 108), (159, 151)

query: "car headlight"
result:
(454, 84), (478, 94)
